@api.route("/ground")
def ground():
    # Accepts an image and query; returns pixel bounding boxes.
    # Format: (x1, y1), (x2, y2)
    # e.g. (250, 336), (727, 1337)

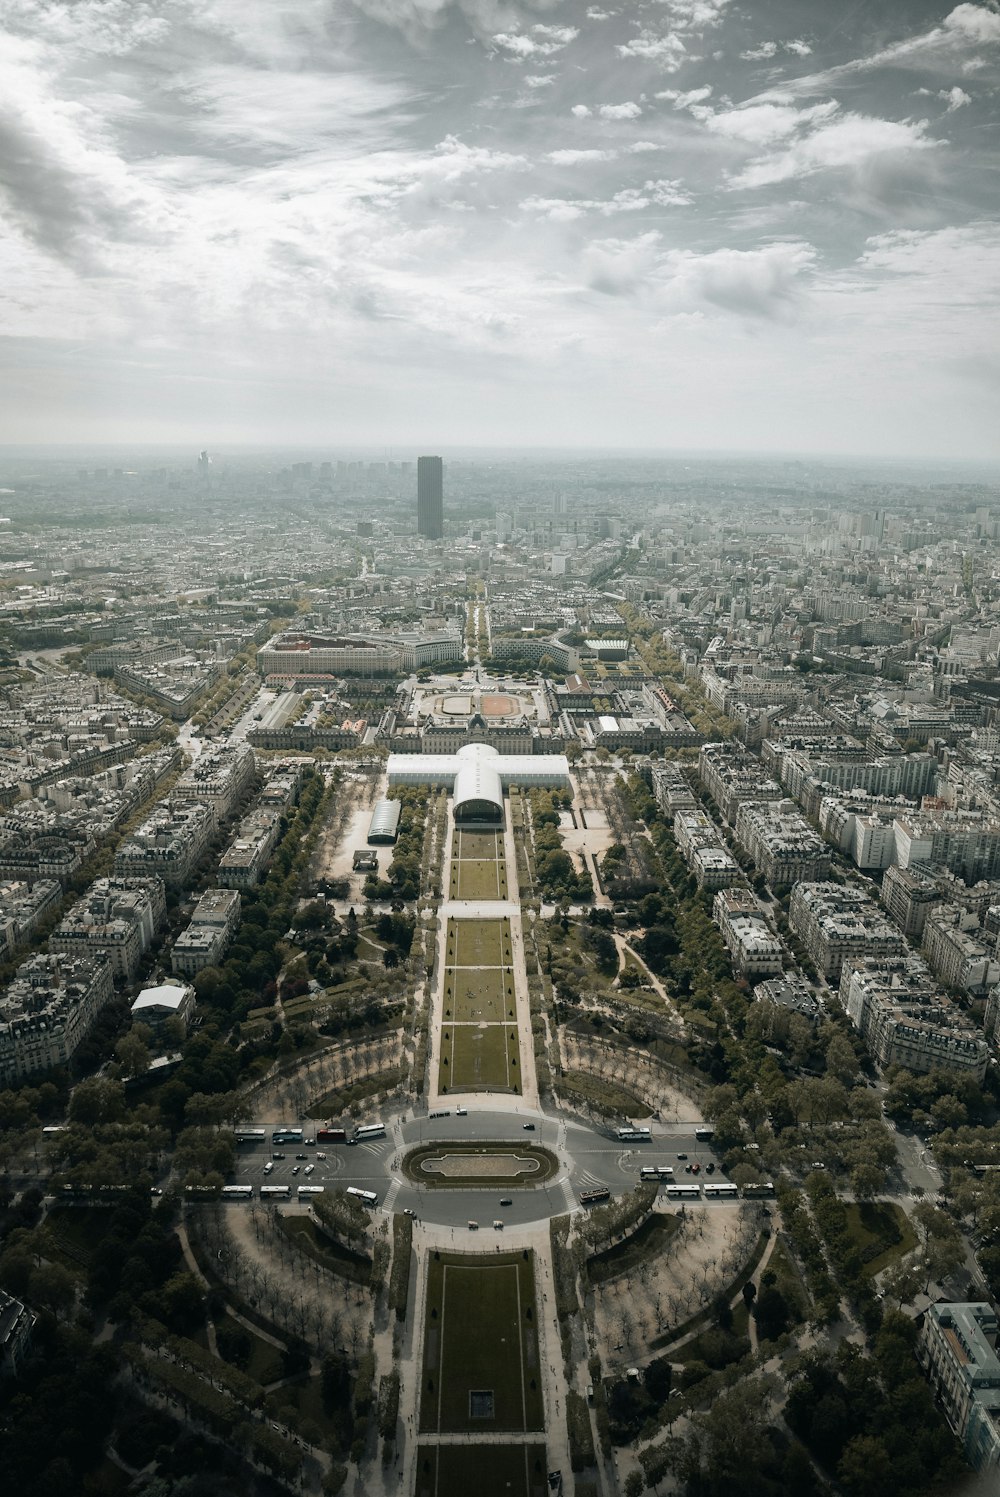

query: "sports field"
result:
(447, 916), (512, 968)
(419, 1252), (545, 1435)
(441, 1023), (521, 1091)
(416, 1444), (549, 1497)
(449, 829), (508, 901)
(444, 967), (515, 1023)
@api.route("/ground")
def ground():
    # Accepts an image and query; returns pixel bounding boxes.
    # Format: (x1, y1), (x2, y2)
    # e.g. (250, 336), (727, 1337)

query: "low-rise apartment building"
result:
(734, 799), (831, 887)
(698, 742), (782, 824)
(114, 801), (215, 889)
(173, 742), (257, 825)
(922, 906), (1000, 997)
(0, 953), (115, 1085)
(0, 879), (61, 962)
(171, 888), (241, 976)
(713, 888), (783, 978)
(49, 876), (165, 980)
(919, 1303), (1000, 1476)
(840, 956), (988, 1081)
(673, 809), (741, 890)
(789, 881), (906, 981)
(218, 807), (283, 889)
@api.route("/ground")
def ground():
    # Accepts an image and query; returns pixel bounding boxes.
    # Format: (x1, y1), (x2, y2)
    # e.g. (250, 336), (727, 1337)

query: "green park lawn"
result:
(447, 916), (512, 968)
(419, 1253), (545, 1435)
(442, 1023), (521, 1092)
(444, 966), (516, 1023)
(417, 1444), (549, 1497)
(451, 857), (507, 901)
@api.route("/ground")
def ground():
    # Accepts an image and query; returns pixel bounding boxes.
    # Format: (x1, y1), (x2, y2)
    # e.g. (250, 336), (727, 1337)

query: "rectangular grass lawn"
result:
(447, 917), (511, 968)
(452, 857), (507, 901)
(419, 1253), (545, 1434)
(446, 966), (516, 1023)
(443, 1022), (521, 1091)
(417, 1444), (549, 1497)
(454, 829), (505, 862)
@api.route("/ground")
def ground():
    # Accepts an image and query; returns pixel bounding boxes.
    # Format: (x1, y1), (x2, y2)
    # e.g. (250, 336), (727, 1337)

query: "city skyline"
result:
(0, 1), (998, 458)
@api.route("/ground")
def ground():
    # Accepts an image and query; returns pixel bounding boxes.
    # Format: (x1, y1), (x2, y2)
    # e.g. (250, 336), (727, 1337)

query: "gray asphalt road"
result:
(232, 1112), (723, 1225)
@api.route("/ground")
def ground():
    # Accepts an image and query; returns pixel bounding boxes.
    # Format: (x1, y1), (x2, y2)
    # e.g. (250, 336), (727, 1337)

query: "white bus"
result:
(617, 1127), (651, 1142)
(740, 1182), (776, 1198)
(235, 1129), (266, 1144)
(640, 1166), (659, 1180)
(261, 1184), (291, 1198)
(665, 1185), (701, 1200)
(657, 1166), (674, 1178)
(221, 1184), (254, 1200)
(351, 1124), (386, 1143)
(297, 1185), (325, 1197)
(703, 1182), (739, 1199)
(347, 1187), (378, 1207)
(271, 1127), (304, 1143)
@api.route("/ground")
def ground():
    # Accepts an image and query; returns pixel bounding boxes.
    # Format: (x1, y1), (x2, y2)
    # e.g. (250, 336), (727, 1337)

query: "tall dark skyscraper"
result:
(417, 455), (443, 540)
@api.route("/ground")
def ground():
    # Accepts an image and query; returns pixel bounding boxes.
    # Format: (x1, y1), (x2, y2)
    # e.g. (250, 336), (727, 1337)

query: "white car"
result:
(316, 1152), (326, 1160)
(304, 1164), (315, 1176)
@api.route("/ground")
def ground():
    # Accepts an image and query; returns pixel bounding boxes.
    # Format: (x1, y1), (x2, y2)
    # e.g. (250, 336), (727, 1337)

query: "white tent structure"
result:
(387, 742), (570, 827)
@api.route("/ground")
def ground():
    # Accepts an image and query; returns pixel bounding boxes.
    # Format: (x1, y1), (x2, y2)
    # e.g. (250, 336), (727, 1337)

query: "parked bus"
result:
(703, 1182), (739, 1199)
(316, 1127), (347, 1143)
(665, 1185), (701, 1200)
(579, 1188), (611, 1206)
(271, 1128), (304, 1143)
(346, 1187), (378, 1207)
(41, 1125), (67, 1137)
(351, 1124), (386, 1143)
(695, 1127), (715, 1143)
(235, 1129), (266, 1144)
(972, 1164), (1000, 1176)
(739, 1182), (775, 1198)
(616, 1127), (651, 1142)
(657, 1166), (674, 1178)
(221, 1185), (254, 1200)
(260, 1184), (291, 1198)
(185, 1184), (220, 1199)
(297, 1185), (325, 1197)
(640, 1166), (659, 1180)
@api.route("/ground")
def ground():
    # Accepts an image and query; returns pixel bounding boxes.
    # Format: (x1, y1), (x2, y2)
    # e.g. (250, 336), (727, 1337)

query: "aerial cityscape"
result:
(1, 3), (1000, 1497)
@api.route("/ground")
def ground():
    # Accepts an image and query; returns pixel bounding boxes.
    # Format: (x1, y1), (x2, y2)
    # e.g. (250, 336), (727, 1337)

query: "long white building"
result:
(387, 743), (570, 828)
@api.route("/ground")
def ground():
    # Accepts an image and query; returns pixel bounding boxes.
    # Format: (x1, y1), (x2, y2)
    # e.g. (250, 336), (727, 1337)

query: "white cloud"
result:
(617, 31), (688, 68)
(586, 6), (612, 17)
(944, 3), (1000, 44)
(665, 239), (816, 319)
(656, 85), (713, 109)
(728, 112), (937, 189)
(752, 2), (1000, 100)
(582, 231), (662, 295)
(598, 101), (643, 120)
(626, 141), (661, 153)
(524, 73), (556, 88)
(741, 42), (778, 61)
(571, 104), (592, 117)
(547, 148), (617, 163)
(784, 39), (812, 57)
(532, 24), (578, 43)
(706, 100), (838, 147)
(939, 85), (972, 110)
(653, 0), (731, 27)
(522, 178), (690, 219)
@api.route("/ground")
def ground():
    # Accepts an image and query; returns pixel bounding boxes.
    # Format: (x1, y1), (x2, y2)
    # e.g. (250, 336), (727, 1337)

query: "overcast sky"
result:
(1, 0), (998, 458)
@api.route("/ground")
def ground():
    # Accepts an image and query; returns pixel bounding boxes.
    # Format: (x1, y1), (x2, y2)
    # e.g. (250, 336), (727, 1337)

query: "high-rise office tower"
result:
(417, 456), (444, 540)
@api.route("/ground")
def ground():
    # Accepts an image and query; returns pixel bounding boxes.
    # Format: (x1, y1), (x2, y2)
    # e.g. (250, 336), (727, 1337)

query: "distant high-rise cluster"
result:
(417, 455), (443, 540)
